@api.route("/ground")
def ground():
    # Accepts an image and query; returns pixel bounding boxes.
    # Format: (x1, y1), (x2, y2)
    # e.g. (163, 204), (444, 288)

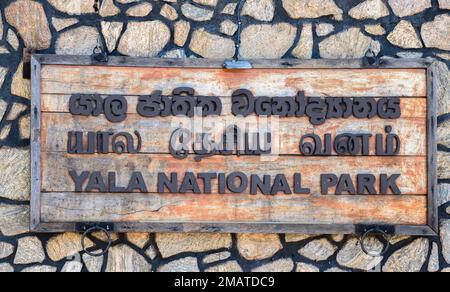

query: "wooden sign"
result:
(31, 55), (438, 236)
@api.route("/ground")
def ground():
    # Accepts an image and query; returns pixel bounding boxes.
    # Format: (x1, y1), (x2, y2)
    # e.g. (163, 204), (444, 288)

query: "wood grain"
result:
(41, 153), (428, 195)
(41, 66), (427, 97)
(41, 113), (428, 156)
(40, 192), (427, 226)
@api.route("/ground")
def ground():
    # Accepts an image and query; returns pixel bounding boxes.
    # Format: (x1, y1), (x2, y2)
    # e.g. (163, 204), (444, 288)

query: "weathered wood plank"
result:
(41, 66), (427, 97)
(41, 153), (428, 195)
(41, 113), (428, 156)
(40, 95), (428, 117)
(40, 193), (428, 226)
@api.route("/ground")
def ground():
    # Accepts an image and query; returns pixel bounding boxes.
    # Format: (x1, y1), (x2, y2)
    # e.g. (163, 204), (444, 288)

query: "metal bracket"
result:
(77, 222), (114, 257)
(355, 225), (396, 236)
(363, 49), (381, 68)
(356, 225), (395, 257)
(76, 222), (114, 232)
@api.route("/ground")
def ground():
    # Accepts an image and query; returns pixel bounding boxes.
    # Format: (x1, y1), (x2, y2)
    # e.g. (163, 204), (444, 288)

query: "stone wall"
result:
(0, 0), (449, 272)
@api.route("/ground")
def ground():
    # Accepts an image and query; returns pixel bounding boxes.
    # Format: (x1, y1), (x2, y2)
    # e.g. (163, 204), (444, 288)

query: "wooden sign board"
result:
(31, 55), (438, 236)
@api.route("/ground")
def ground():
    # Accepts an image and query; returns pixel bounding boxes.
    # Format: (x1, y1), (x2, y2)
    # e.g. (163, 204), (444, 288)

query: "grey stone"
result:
(0, 242), (14, 259)
(189, 29), (235, 59)
(222, 3), (237, 15)
(99, 0), (119, 17)
(220, 20), (238, 36)
(421, 14), (450, 51)
(203, 251), (231, 264)
(0, 11), (3, 38)
(162, 49), (187, 59)
(174, 20), (190, 47)
(388, 0), (431, 17)
(285, 234), (315, 243)
(325, 267), (348, 272)
(21, 265), (57, 272)
(0, 147), (30, 201)
(0, 263), (14, 272)
(126, 233), (150, 249)
(237, 234), (282, 261)
(439, 0), (450, 9)
(11, 62), (30, 99)
(118, 21), (170, 57)
(240, 23), (297, 59)
(252, 258), (294, 272)
(157, 233), (232, 258)
(336, 237), (383, 271)
(441, 220), (450, 264)
(438, 184), (450, 206)
(158, 257), (199, 272)
(299, 239), (337, 261)
(47, 233), (93, 262)
(61, 261), (83, 272)
(242, 0), (275, 22)
(349, 0), (390, 20)
(101, 22), (123, 53)
(14, 237), (45, 265)
(296, 263), (320, 272)
(365, 24), (386, 36)
(397, 52), (423, 59)
(319, 27), (380, 59)
(106, 244), (151, 272)
(126, 3), (153, 17)
(193, 0), (218, 7)
(5, 0), (52, 50)
(433, 61), (449, 117)
(292, 23), (313, 59)
(160, 4), (178, 21)
(439, 152), (450, 180)
(0, 67), (8, 89)
(83, 253), (104, 272)
(181, 4), (214, 22)
(48, 0), (96, 15)
(387, 20), (423, 49)
(383, 238), (429, 272)
(7, 29), (19, 50)
(56, 26), (100, 55)
(52, 17), (79, 32)
(316, 23), (334, 37)
(428, 242), (440, 272)
(205, 261), (243, 272)
(282, 0), (343, 21)
(0, 204), (30, 236)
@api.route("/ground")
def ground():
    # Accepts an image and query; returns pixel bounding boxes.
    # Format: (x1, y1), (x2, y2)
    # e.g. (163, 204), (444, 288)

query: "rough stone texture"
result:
(158, 257), (199, 272)
(316, 23), (334, 37)
(0, 263), (14, 272)
(99, 0), (120, 17)
(118, 21), (170, 57)
(240, 23), (297, 58)
(7, 29), (19, 50)
(126, 233), (150, 249)
(14, 237), (45, 265)
(11, 62), (31, 99)
(285, 234), (314, 243)
(0, 67), (8, 88)
(174, 20), (190, 47)
(203, 251), (231, 264)
(237, 234), (282, 261)
(205, 261), (243, 272)
(48, 0), (96, 15)
(61, 261), (83, 272)
(383, 239), (429, 272)
(252, 258), (294, 272)
(126, 3), (153, 17)
(21, 265), (57, 272)
(319, 27), (380, 58)
(299, 239), (337, 261)
(5, 0), (51, 50)
(220, 20), (238, 36)
(349, 0), (390, 20)
(296, 263), (320, 272)
(421, 14), (450, 51)
(56, 26), (99, 55)
(292, 23), (313, 59)
(388, 20), (423, 49)
(0, 204), (29, 236)
(189, 29), (235, 58)
(428, 242), (440, 272)
(101, 22), (123, 53)
(441, 220), (450, 264)
(388, 0), (432, 17)
(160, 4), (178, 21)
(52, 17), (78, 32)
(106, 244), (151, 272)
(162, 49), (187, 59)
(242, 0), (275, 22)
(46, 233), (93, 262)
(0, 242), (15, 259)
(193, 0), (218, 7)
(0, 147), (30, 201)
(156, 233), (232, 258)
(83, 253), (103, 272)
(336, 238), (383, 271)
(439, 0), (450, 9)
(222, 3), (237, 15)
(434, 61), (450, 117)
(365, 24), (386, 36)
(437, 183), (450, 207)
(282, 0), (343, 21)
(181, 3), (214, 22)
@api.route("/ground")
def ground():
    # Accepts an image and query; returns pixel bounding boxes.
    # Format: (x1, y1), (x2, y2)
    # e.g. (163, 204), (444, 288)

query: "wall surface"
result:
(0, 0), (449, 272)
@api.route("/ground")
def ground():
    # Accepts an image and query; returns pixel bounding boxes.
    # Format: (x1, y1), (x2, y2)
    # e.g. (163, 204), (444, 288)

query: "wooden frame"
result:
(30, 54), (439, 236)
